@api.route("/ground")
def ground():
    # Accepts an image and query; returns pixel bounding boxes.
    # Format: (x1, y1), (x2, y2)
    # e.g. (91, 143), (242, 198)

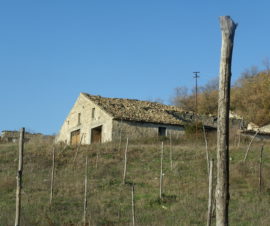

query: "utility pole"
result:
(193, 71), (200, 136)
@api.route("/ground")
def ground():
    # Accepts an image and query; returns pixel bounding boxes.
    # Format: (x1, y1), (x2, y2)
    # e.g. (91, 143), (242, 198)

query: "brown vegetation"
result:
(172, 68), (270, 126)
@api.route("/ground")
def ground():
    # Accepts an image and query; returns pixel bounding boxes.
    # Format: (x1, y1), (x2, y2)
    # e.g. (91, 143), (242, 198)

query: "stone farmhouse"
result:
(56, 93), (198, 145)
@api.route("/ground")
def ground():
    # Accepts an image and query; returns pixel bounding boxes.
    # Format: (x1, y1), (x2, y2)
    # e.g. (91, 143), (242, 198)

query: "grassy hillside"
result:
(1, 134), (270, 225)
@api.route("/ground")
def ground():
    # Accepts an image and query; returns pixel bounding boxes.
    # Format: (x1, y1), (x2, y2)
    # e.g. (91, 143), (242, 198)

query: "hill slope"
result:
(1, 136), (270, 225)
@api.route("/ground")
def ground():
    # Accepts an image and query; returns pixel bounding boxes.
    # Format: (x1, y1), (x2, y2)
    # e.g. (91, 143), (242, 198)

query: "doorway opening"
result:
(91, 126), (102, 143)
(70, 129), (80, 145)
(158, 127), (167, 136)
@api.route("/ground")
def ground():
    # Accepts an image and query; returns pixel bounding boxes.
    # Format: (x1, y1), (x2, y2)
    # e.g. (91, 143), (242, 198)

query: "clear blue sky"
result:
(1, 1), (269, 135)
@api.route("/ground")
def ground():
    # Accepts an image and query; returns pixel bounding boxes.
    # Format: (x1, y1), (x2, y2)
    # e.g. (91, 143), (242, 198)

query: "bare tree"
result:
(216, 16), (237, 226)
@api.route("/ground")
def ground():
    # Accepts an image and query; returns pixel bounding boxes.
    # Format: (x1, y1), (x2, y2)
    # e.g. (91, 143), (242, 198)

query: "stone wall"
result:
(56, 93), (113, 144)
(112, 120), (185, 140)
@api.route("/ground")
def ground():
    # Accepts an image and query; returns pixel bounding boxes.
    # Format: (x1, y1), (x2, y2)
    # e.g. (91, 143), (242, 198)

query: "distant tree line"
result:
(172, 66), (270, 127)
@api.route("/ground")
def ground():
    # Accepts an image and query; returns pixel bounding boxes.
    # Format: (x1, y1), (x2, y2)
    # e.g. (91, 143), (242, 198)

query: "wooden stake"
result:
(207, 159), (214, 226)
(83, 154), (88, 224)
(160, 142), (164, 199)
(95, 149), (99, 169)
(237, 119), (243, 148)
(243, 130), (259, 162)
(73, 133), (84, 164)
(216, 16), (237, 226)
(259, 144), (264, 192)
(169, 132), (173, 171)
(122, 138), (128, 184)
(118, 119), (123, 151)
(15, 127), (25, 226)
(131, 184), (135, 226)
(49, 146), (55, 205)
(203, 125), (210, 175)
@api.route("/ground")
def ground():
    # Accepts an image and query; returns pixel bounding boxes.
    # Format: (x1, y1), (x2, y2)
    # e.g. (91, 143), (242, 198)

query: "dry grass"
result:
(1, 134), (270, 225)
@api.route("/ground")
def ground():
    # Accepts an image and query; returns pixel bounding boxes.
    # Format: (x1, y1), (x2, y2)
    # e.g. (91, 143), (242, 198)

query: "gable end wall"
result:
(56, 94), (113, 144)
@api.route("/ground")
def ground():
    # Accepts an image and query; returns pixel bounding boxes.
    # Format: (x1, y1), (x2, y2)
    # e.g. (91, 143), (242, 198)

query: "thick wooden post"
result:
(159, 142), (164, 199)
(216, 16), (237, 226)
(207, 159), (214, 226)
(49, 146), (55, 205)
(15, 128), (25, 226)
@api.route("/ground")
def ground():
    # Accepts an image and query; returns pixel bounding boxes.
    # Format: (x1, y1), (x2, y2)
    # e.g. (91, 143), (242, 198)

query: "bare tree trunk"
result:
(243, 130), (259, 162)
(203, 125), (210, 175)
(207, 159), (214, 226)
(216, 16), (237, 226)
(122, 138), (128, 184)
(49, 146), (55, 205)
(15, 128), (25, 226)
(83, 154), (88, 224)
(259, 144), (264, 192)
(170, 132), (173, 171)
(131, 184), (135, 226)
(160, 142), (164, 199)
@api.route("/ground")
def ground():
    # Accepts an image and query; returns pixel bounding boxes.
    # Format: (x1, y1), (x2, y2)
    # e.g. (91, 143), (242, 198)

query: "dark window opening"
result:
(78, 113), (81, 125)
(158, 127), (166, 136)
(92, 108), (95, 119)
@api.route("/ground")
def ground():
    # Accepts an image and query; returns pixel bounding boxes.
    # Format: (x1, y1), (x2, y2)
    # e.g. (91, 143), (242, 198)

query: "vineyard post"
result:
(207, 159), (214, 226)
(122, 138), (128, 184)
(15, 128), (25, 226)
(49, 146), (55, 205)
(159, 142), (164, 199)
